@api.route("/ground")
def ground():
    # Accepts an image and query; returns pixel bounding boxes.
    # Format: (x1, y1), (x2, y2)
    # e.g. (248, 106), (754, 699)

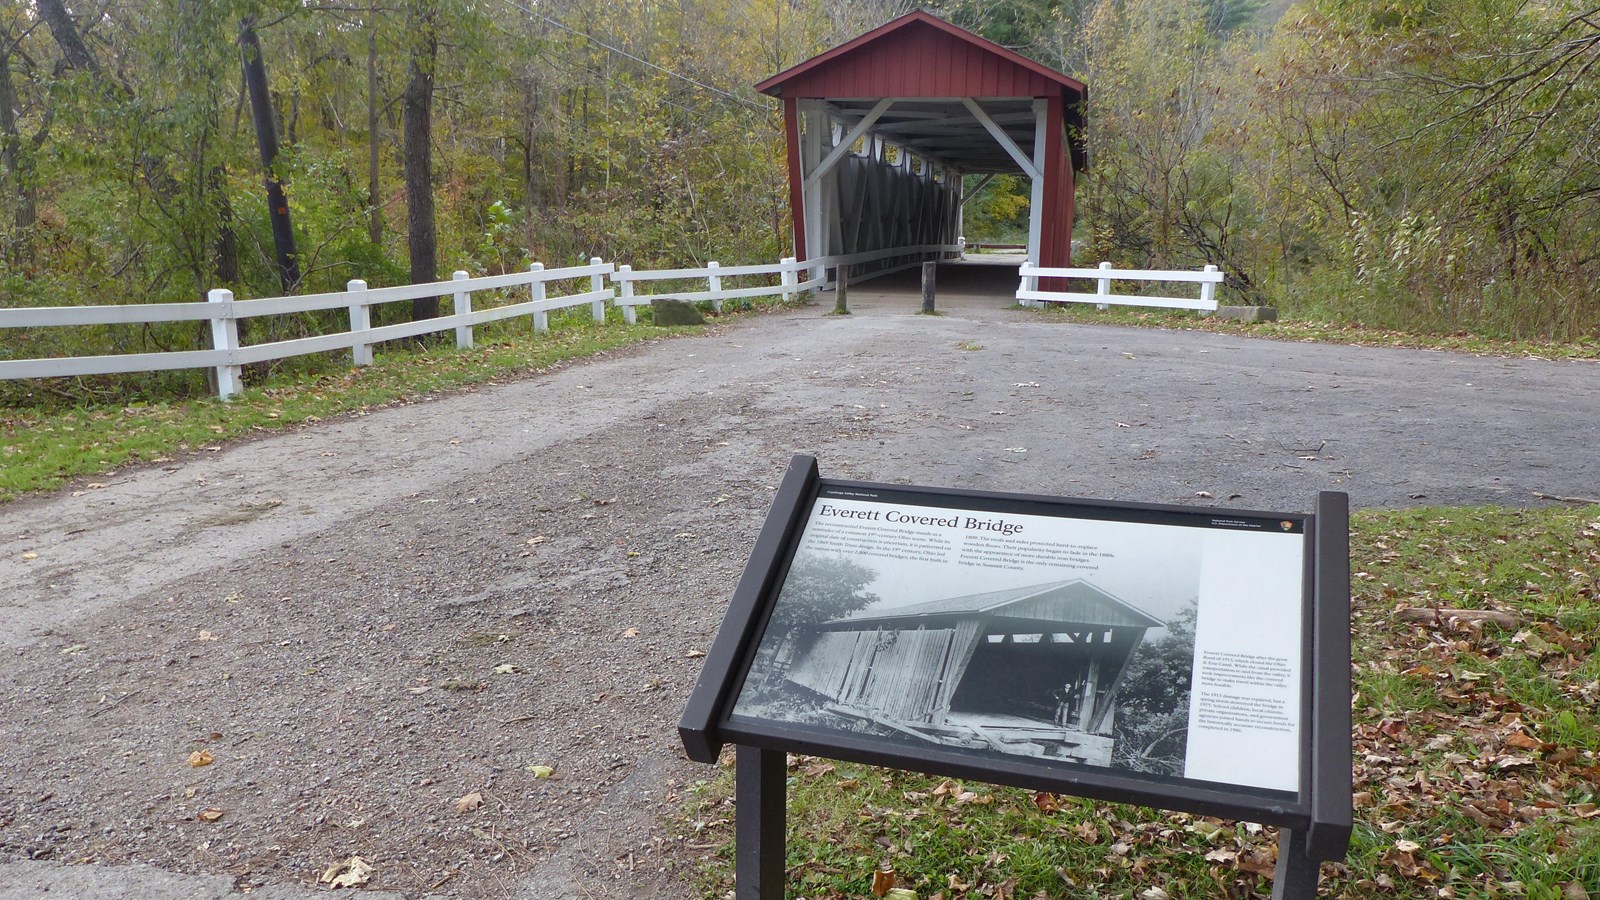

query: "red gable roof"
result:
(755, 10), (1086, 101)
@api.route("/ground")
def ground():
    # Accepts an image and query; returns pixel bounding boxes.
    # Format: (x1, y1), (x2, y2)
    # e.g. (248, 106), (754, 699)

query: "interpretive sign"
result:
(680, 455), (1351, 900)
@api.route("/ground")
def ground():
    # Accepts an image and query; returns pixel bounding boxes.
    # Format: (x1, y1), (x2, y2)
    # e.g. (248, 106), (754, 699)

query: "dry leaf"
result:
(196, 808), (224, 823)
(1505, 732), (1544, 751)
(187, 749), (214, 768)
(686, 649), (707, 658)
(493, 664), (519, 675)
(526, 536), (546, 546)
(455, 791), (483, 813)
(871, 868), (897, 897)
(197, 630), (218, 641)
(884, 891), (918, 900)
(527, 765), (554, 778)
(622, 627), (641, 638)
(21, 552), (37, 560)
(319, 856), (373, 888)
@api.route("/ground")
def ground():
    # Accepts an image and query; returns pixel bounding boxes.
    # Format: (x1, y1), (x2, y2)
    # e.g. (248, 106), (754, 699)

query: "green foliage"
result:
(962, 175), (1030, 243)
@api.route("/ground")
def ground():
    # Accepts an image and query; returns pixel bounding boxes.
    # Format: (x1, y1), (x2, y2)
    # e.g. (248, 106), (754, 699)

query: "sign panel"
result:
(679, 456), (1353, 894)
(716, 479), (1314, 808)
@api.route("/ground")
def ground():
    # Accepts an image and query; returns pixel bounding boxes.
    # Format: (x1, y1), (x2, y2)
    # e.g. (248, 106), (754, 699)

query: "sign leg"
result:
(1272, 827), (1322, 900)
(736, 745), (786, 900)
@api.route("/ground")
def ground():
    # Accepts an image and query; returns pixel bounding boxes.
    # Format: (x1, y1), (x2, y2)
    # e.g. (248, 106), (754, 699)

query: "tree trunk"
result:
(239, 17), (301, 292)
(0, 31), (38, 254)
(367, 0), (382, 245)
(403, 0), (439, 321)
(35, 0), (100, 76)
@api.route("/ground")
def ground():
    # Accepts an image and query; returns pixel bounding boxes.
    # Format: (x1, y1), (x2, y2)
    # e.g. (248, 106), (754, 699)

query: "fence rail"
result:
(610, 257), (820, 323)
(0, 259), (614, 399)
(1017, 261), (1222, 312)
(0, 253), (854, 400)
(1, 244), (1041, 400)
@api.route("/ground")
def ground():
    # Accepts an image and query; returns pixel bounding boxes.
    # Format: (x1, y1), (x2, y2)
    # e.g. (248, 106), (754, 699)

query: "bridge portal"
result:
(756, 12), (1087, 288)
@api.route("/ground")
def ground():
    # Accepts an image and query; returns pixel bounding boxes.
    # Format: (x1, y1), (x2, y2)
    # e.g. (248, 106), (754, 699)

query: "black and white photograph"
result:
(730, 493), (1216, 779)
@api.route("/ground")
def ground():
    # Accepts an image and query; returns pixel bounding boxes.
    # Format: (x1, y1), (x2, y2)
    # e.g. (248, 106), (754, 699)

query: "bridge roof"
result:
(756, 11), (1086, 174)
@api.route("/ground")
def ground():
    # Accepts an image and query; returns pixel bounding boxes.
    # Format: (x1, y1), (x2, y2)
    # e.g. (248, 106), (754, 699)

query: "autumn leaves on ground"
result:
(681, 506), (1600, 899)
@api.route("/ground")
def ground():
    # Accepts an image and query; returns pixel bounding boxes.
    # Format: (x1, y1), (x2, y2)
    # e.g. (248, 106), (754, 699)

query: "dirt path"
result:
(3, 279), (1598, 898)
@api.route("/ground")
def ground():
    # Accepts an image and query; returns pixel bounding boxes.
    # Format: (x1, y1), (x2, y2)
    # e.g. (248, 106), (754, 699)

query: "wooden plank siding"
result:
(764, 26), (1064, 99)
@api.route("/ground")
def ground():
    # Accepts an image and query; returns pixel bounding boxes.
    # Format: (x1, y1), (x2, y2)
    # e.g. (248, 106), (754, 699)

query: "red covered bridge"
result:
(756, 11), (1087, 286)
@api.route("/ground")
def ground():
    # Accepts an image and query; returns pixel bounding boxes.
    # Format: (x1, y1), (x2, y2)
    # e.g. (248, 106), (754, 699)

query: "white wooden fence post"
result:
(207, 288), (242, 400)
(589, 257), (607, 322)
(617, 265), (636, 325)
(529, 262), (548, 333)
(1200, 264), (1219, 310)
(348, 279), (373, 366)
(707, 260), (723, 314)
(780, 257), (796, 303)
(453, 270), (473, 349)
(1096, 261), (1113, 311)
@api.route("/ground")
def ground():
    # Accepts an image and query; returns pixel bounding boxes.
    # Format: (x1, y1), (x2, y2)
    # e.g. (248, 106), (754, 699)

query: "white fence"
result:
(1018, 261), (1223, 312)
(0, 254), (833, 400)
(611, 257), (821, 323)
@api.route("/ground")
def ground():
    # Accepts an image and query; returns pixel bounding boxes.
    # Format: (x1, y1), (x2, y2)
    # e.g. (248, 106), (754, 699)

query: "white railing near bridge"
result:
(1017, 261), (1223, 312)
(611, 257), (820, 323)
(0, 253), (841, 400)
(0, 259), (614, 400)
(817, 242), (964, 287)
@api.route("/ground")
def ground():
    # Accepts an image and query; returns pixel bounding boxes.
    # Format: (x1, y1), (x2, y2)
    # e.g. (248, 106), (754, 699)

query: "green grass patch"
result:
(0, 304), (729, 502)
(675, 505), (1600, 898)
(1030, 304), (1600, 361)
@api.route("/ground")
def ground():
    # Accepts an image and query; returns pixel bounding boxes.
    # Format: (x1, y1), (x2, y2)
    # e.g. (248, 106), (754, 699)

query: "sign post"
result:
(682, 455), (1351, 898)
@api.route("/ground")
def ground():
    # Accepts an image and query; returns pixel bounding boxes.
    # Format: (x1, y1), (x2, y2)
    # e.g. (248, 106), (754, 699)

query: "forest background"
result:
(0, 0), (1596, 406)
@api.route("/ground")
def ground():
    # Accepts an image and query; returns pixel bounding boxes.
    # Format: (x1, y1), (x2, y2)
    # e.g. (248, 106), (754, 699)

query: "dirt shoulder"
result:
(2, 290), (1598, 898)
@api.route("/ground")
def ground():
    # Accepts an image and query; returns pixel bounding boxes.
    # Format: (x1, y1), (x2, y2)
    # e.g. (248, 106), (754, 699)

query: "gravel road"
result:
(2, 267), (1597, 899)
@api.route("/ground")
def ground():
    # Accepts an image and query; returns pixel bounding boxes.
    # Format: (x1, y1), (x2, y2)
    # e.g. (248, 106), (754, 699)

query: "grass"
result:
(675, 505), (1600, 899)
(0, 305), (722, 502)
(1029, 304), (1600, 361)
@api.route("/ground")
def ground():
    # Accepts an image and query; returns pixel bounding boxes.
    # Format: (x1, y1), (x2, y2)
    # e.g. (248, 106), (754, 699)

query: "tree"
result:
(403, 0), (439, 320)
(769, 552), (881, 637)
(239, 13), (301, 292)
(1112, 602), (1197, 776)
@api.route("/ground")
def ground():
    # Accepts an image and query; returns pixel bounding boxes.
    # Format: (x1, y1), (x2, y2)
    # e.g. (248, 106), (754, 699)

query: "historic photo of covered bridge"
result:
(743, 578), (1165, 767)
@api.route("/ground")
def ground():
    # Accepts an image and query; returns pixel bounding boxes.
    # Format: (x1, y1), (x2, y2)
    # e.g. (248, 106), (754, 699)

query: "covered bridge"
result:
(756, 12), (1087, 286)
(784, 578), (1160, 765)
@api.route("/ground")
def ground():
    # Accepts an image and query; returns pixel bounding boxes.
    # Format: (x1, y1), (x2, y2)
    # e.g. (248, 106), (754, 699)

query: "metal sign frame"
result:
(679, 454), (1351, 898)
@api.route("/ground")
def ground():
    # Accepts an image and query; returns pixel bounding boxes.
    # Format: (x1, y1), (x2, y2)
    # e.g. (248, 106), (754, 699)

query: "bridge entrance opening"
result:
(756, 12), (1088, 300)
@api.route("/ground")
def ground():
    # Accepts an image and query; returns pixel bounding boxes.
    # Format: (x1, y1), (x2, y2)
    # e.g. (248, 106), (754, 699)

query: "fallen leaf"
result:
(196, 808), (224, 823)
(197, 630), (218, 641)
(187, 749), (214, 768)
(526, 536), (546, 546)
(454, 791), (483, 813)
(686, 649), (707, 658)
(319, 856), (373, 888)
(1195, 491), (1214, 499)
(872, 868), (897, 897)
(1140, 889), (1169, 900)
(493, 664), (520, 675)
(884, 891), (919, 900)
(21, 552), (37, 560)
(622, 627), (641, 638)
(527, 765), (554, 779)
(1505, 732), (1544, 751)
